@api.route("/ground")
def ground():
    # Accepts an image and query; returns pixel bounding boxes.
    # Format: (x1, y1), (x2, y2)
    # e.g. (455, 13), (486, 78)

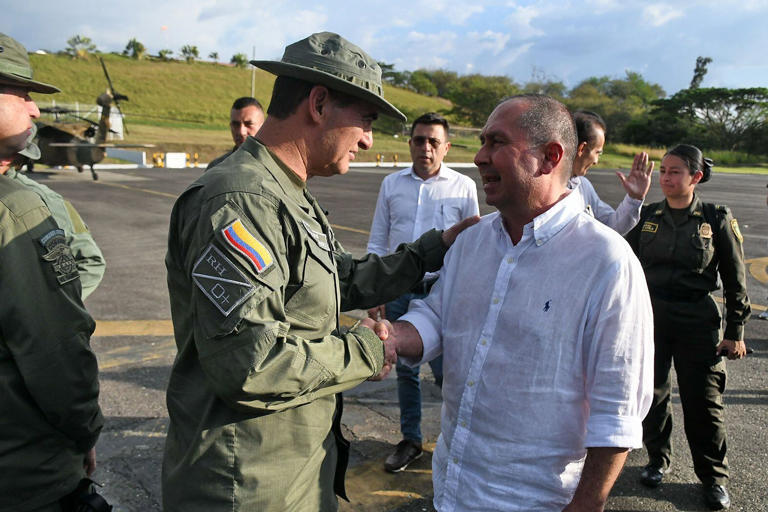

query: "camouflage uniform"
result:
(163, 138), (447, 511)
(0, 176), (103, 512)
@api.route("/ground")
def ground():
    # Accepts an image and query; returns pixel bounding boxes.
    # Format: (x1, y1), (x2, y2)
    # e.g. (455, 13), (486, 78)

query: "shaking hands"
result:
(361, 317), (396, 381)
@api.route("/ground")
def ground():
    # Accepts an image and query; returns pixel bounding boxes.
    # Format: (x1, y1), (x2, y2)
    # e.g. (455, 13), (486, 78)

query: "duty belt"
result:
(649, 287), (709, 302)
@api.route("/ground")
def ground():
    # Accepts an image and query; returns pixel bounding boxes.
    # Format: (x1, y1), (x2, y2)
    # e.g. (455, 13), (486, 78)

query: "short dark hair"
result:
(410, 112), (450, 138)
(502, 95), (577, 182)
(231, 97), (263, 111)
(665, 143), (713, 183)
(266, 75), (365, 120)
(572, 110), (606, 146)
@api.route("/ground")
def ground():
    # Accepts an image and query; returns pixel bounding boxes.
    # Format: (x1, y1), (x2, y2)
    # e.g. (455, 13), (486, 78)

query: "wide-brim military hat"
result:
(0, 33), (60, 94)
(251, 32), (405, 122)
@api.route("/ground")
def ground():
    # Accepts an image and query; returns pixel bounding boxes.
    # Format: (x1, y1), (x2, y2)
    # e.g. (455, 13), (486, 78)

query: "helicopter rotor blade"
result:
(99, 56), (129, 135)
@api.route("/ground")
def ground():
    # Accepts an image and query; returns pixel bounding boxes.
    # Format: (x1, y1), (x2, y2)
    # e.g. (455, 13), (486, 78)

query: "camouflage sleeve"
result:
(335, 228), (448, 311)
(177, 195), (384, 413)
(63, 200), (106, 299)
(0, 193), (103, 452)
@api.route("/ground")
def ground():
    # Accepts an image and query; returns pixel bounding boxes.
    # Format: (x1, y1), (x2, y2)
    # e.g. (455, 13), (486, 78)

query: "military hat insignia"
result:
(222, 219), (273, 273)
(39, 229), (79, 285)
(731, 218), (743, 243)
(699, 223), (713, 238)
(193, 244), (256, 316)
(641, 221), (658, 233)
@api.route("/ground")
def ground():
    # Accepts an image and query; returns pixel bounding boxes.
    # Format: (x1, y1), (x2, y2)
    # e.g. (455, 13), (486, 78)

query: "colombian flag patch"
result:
(222, 219), (273, 273)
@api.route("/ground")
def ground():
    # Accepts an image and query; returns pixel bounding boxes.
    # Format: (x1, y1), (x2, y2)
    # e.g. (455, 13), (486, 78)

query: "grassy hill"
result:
(28, 53), (456, 161)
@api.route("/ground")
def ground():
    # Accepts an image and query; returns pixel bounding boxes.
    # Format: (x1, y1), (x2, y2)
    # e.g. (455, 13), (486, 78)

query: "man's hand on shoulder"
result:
(616, 152), (654, 201)
(442, 215), (481, 247)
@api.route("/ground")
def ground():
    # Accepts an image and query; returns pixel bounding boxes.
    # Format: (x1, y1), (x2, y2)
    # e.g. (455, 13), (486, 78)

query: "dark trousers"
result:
(643, 295), (729, 485)
(386, 292), (443, 444)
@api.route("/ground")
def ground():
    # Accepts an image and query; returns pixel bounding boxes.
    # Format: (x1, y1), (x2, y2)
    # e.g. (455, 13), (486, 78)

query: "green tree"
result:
(409, 70), (438, 96)
(378, 62), (411, 88)
(209, 51), (219, 61)
(157, 49), (174, 61)
(651, 87), (768, 151)
(123, 38), (146, 60)
(523, 79), (567, 98)
(690, 56), (713, 89)
(445, 74), (520, 126)
(180, 45), (199, 63)
(65, 35), (97, 60)
(568, 71), (665, 141)
(429, 69), (459, 98)
(230, 53), (248, 68)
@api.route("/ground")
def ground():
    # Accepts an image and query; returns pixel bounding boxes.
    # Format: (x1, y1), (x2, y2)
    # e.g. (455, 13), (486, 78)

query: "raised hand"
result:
(616, 152), (654, 200)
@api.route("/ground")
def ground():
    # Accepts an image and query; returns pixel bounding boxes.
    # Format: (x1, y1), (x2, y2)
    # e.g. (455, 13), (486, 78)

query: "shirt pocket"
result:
(284, 230), (337, 330)
(438, 200), (464, 230)
(690, 232), (715, 273)
(638, 229), (666, 267)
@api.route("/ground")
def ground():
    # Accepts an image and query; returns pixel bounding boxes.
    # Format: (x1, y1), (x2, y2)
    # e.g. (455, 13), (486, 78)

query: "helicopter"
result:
(18, 57), (153, 181)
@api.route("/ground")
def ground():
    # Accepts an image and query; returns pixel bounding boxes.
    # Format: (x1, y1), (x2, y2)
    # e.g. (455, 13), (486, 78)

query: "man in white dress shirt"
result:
(387, 95), (654, 511)
(367, 112), (479, 472)
(569, 110), (653, 235)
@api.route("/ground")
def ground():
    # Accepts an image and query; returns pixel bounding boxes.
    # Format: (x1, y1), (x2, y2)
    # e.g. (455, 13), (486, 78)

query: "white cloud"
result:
(467, 30), (512, 55)
(642, 4), (684, 27)
(505, 4), (546, 38)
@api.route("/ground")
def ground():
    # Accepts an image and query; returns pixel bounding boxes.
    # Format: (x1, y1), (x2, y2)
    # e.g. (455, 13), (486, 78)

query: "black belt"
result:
(649, 287), (709, 303)
(411, 276), (438, 295)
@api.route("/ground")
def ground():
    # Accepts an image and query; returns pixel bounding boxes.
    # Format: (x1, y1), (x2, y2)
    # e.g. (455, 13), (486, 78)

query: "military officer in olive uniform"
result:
(626, 144), (750, 510)
(0, 33), (104, 512)
(163, 32), (477, 512)
(6, 125), (106, 299)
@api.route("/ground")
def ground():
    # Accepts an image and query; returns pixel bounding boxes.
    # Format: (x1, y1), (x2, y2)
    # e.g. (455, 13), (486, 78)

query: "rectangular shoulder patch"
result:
(641, 221), (658, 233)
(222, 219), (273, 273)
(193, 244), (256, 316)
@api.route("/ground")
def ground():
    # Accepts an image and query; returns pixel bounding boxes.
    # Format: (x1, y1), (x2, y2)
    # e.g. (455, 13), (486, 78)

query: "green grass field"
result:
(29, 53), (768, 172)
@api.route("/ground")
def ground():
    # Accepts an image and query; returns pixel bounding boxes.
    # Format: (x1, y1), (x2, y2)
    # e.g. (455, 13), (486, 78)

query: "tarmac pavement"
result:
(28, 164), (768, 511)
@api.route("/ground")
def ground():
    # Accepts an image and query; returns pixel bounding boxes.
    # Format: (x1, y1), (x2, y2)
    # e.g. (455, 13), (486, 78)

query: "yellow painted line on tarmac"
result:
(95, 180), (178, 199)
(340, 453), (434, 512)
(98, 338), (176, 370)
(330, 223), (370, 235)
(746, 257), (768, 284)
(94, 320), (175, 337)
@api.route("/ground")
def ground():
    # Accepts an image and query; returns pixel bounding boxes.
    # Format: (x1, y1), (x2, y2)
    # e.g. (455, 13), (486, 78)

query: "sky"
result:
(5, 0), (768, 97)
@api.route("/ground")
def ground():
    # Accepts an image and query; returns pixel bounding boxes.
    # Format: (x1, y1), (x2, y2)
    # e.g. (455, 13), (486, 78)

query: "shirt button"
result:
(453, 457), (459, 464)
(492, 298), (500, 304)
(506, 256), (514, 264)
(480, 339), (487, 346)
(461, 421), (467, 428)
(467, 381), (474, 387)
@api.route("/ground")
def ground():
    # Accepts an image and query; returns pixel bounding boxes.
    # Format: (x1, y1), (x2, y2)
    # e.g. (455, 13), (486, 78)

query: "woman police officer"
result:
(625, 144), (750, 511)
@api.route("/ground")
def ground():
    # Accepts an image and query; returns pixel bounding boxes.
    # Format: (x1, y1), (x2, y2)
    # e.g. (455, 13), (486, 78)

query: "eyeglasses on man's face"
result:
(410, 136), (444, 148)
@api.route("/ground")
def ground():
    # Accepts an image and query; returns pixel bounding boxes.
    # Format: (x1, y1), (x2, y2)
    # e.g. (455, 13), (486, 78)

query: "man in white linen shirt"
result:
(388, 95), (654, 511)
(367, 112), (479, 472)
(568, 110), (653, 235)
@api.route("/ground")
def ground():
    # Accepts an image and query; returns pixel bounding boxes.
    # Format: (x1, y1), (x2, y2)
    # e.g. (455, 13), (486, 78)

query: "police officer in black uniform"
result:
(625, 144), (750, 511)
